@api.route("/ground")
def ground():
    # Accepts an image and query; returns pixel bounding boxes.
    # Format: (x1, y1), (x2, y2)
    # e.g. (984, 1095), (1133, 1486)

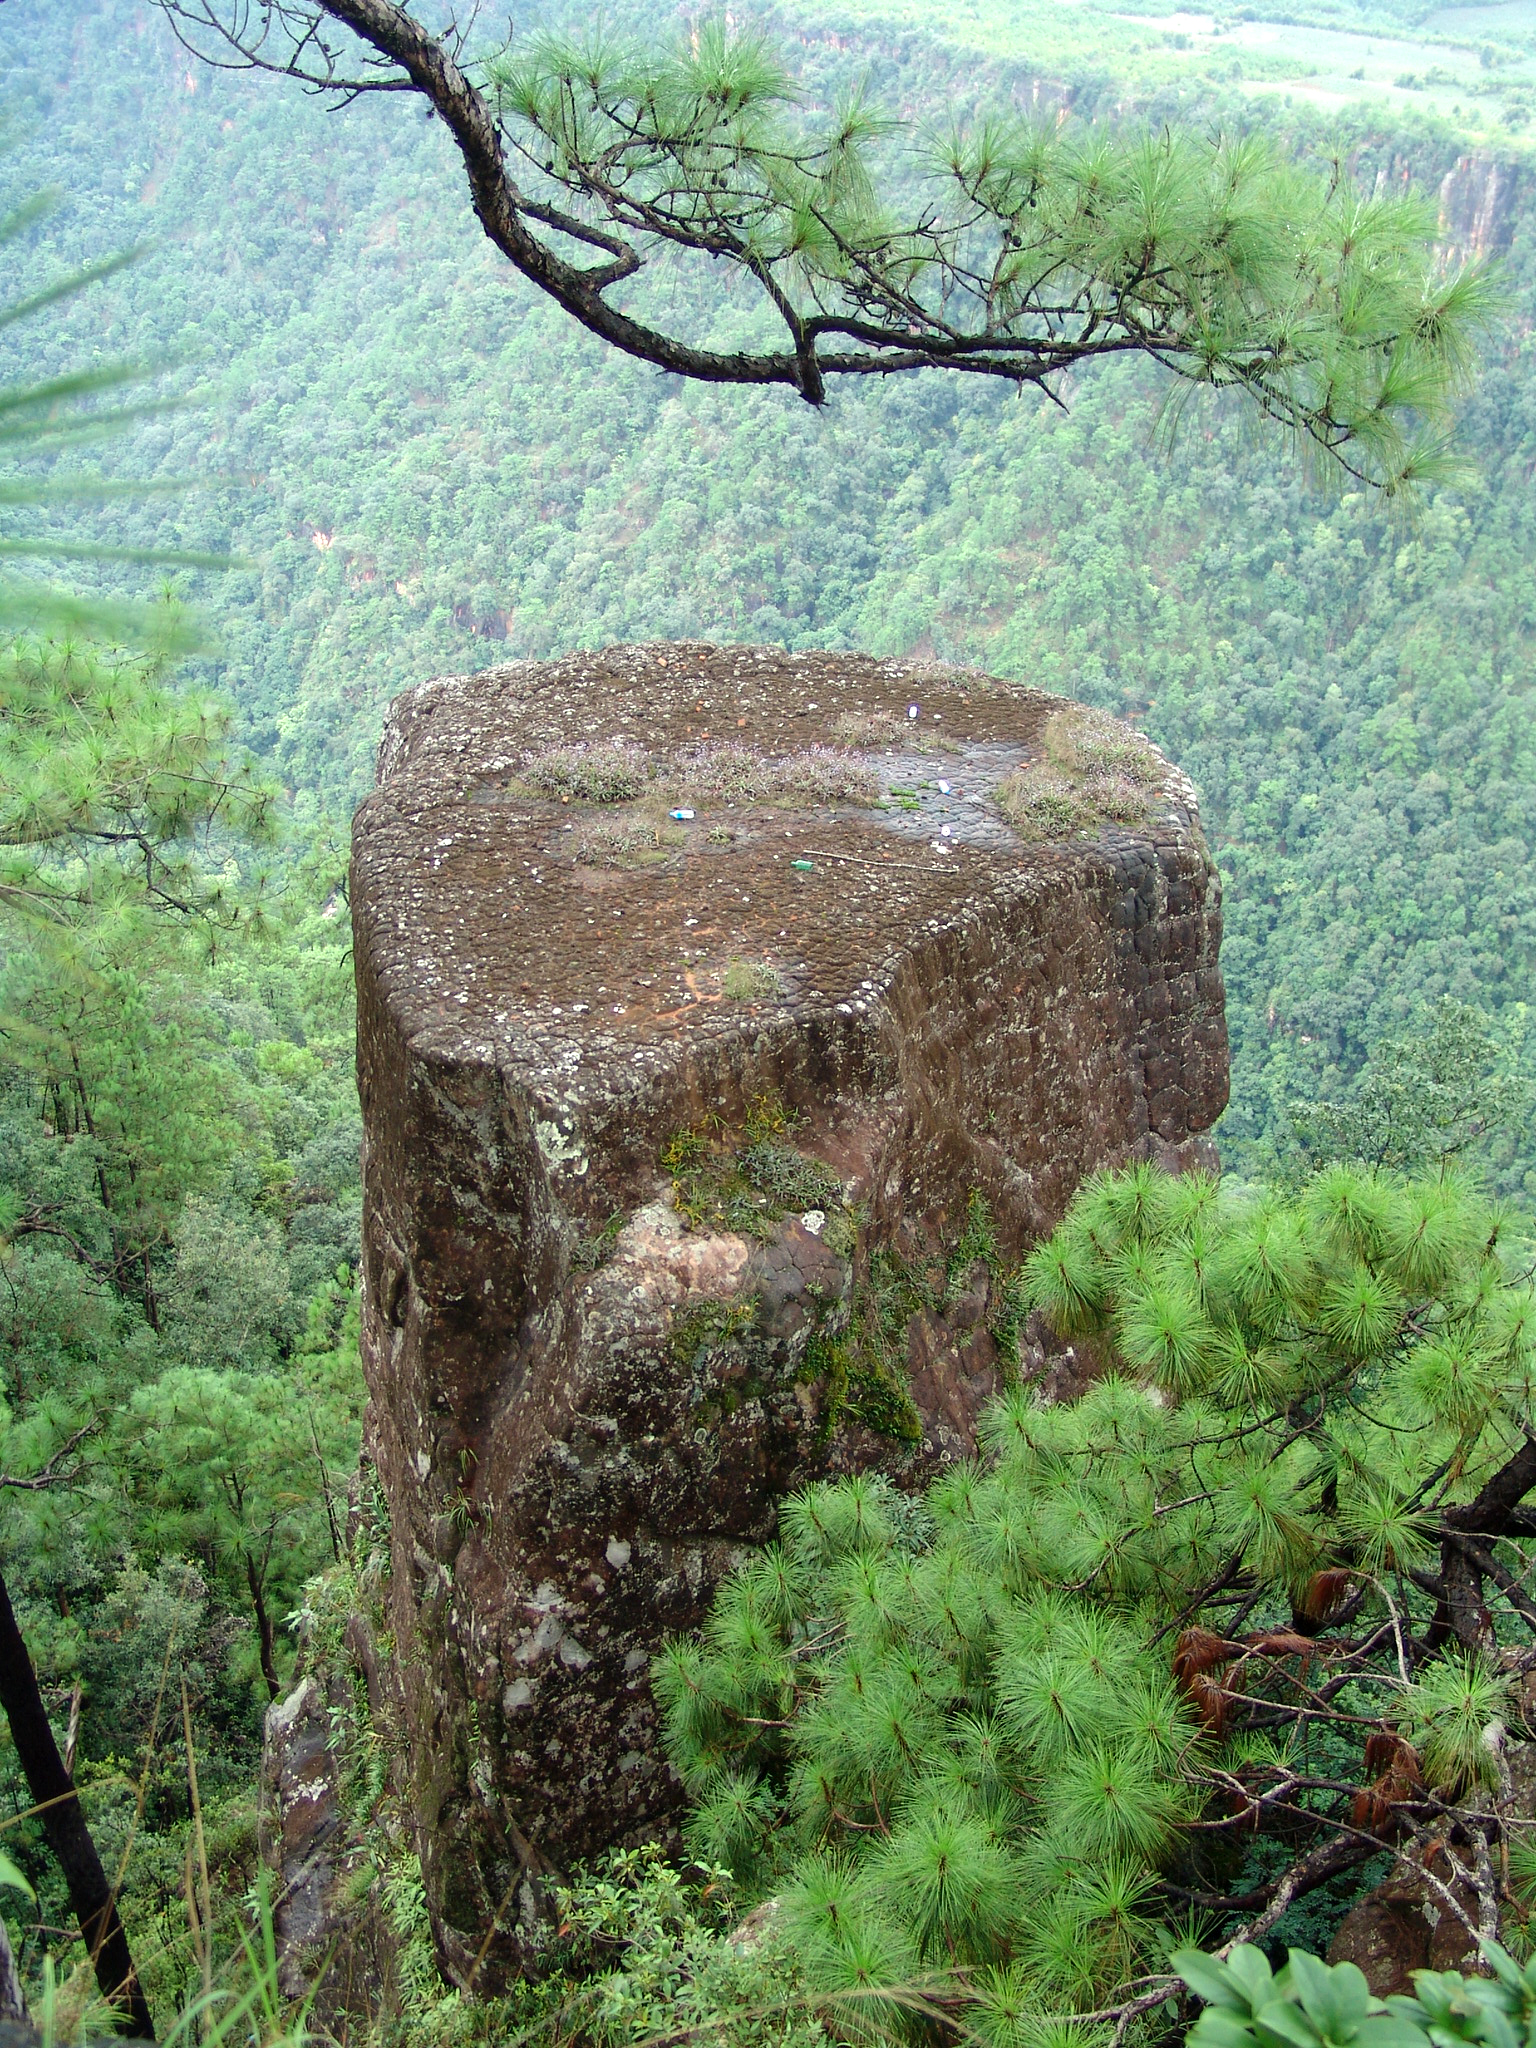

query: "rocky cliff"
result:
(346, 642), (1228, 1984)
(1437, 153), (1527, 264)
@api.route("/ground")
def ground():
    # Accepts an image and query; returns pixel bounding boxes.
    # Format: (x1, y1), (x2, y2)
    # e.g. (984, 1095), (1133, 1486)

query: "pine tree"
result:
(0, 201), (278, 2036)
(658, 1165), (1536, 2031)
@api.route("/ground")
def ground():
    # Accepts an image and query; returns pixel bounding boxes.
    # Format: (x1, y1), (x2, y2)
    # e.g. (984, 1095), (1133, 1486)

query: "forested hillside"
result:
(2, 0), (1536, 2028)
(5, 0), (1534, 1185)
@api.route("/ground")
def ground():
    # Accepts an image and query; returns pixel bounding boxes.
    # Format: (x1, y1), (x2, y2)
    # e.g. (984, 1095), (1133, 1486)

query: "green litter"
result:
(790, 858), (815, 871)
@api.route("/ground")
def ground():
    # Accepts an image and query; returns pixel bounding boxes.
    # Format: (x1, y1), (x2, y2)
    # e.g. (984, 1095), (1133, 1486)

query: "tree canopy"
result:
(157, 1), (1494, 489)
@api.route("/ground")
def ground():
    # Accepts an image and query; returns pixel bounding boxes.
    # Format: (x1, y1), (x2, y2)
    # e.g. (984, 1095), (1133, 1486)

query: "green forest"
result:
(2, 0), (1536, 2040)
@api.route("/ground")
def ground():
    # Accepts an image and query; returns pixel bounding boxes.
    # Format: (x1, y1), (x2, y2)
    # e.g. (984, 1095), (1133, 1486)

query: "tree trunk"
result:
(139, 1246), (159, 1334)
(0, 1568), (154, 2038)
(1429, 1433), (1536, 1651)
(244, 1555), (279, 1701)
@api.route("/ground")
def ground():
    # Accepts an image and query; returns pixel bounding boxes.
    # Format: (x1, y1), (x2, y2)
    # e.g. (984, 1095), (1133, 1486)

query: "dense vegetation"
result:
(0, 631), (364, 2027)
(655, 1162), (1536, 2029)
(5, 0), (1534, 1187)
(0, 0), (1534, 2038)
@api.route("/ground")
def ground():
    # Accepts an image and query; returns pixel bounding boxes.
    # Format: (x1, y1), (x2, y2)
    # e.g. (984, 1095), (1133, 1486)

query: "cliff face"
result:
(1438, 154), (1526, 263)
(348, 642), (1228, 1983)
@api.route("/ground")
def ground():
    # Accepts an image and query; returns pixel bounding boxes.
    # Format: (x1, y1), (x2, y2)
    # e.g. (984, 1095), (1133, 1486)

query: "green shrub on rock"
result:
(656, 1164), (1536, 2032)
(506, 1848), (826, 2048)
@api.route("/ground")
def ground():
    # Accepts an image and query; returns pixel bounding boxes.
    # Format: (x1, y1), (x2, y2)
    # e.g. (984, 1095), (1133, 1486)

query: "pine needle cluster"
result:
(157, 8), (1499, 486)
(656, 1164), (1536, 2034)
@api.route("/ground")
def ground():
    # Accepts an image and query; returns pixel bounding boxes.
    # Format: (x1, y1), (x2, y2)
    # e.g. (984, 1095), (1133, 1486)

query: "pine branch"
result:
(0, 1420), (100, 1492)
(149, 0), (1496, 485)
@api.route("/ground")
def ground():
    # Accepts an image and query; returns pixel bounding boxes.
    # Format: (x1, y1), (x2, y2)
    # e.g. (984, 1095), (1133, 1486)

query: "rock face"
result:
(261, 1669), (400, 2024)
(1327, 1870), (1474, 1997)
(350, 641), (1228, 1982)
(1437, 154), (1525, 263)
(261, 1676), (344, 2000)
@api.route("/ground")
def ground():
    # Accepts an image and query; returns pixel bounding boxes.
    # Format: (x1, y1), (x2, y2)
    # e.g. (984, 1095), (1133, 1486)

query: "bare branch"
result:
(156, 0), (417, 95)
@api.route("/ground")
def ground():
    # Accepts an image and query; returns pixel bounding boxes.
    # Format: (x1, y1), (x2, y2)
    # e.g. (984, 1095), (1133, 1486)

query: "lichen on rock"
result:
(348, 640), (1228, 1984)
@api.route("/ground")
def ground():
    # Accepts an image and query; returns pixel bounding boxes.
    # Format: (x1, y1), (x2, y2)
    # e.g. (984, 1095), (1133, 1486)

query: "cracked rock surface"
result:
(350, 641), (1228, 1982)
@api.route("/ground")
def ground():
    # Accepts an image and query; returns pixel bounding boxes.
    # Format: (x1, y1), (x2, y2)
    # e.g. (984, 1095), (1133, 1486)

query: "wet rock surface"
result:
(350, 641), (1228, 1983)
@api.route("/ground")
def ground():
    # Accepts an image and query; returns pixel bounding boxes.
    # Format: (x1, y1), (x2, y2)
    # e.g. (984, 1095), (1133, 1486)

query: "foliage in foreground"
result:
(1177, 1938), (1536, 2048)
(500, 1847), (824, 2048)
(658, 1162), (1536, 2031)
(0, 170), (364, 2023)
(0, 630), (363, 2015)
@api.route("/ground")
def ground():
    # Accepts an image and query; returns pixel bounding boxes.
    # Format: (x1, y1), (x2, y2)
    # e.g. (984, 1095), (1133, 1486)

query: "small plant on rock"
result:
(724, 960), (787, 1002)
(500, 1847), (828, 2048)
(519, 741), (652, 804)
(997, 705), (1164, 841)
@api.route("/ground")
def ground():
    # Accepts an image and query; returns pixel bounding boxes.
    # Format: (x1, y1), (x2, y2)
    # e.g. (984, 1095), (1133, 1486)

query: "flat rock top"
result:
(355, 642), (1196, 1075)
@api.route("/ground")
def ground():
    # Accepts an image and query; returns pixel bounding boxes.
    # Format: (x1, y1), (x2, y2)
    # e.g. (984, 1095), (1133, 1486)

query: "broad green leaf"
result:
(1255, 2008), (1327, 2048)
(1291, 1951), (1373, 2041)
(1193, 2010), (1269, 2048)
(1227, 1946), (1280, 2008)
(1352, 2020), (1432, 2048)
(1176, 1951), (1252, 2013)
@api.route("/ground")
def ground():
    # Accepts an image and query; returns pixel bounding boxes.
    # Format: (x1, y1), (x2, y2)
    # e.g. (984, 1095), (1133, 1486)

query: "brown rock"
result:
(259, 1649), (406, 2022)
(260, 1677), (354, 2004)
(261, 1680), (341, 1983)
(906, 1274), (1004, 1463)
(1327, 1850), (1485, 1994)
(1328, 1894), (1432, 1997)
(350, 641), (1228, 1981)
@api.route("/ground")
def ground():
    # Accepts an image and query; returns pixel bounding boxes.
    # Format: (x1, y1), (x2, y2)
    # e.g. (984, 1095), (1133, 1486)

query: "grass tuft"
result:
(996, 706), (1163, 842)
(724, 959), (786, 1002)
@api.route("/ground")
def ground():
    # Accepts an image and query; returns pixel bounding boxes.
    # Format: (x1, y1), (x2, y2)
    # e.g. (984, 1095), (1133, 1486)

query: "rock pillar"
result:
(349, 642), (1228, 1980)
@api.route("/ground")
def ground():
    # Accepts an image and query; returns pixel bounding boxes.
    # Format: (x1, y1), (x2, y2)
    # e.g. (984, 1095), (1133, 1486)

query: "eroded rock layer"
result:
(350, 642), (1228, 1981)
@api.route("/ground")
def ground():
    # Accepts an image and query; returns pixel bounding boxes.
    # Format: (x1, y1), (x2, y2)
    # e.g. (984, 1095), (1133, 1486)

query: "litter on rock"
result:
(938, 780), (951, 794)
(670, 808), (695, 821)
